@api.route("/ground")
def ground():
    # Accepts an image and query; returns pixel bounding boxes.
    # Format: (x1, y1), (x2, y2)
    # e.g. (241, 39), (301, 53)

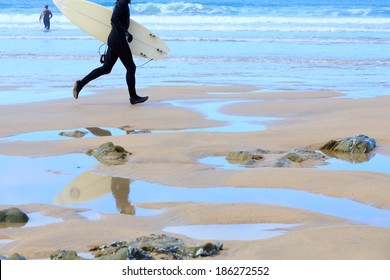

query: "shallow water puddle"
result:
(0, 154), (160, 217)
(1, 127), (128, 142)
(164, 99), (281, 133)
(1, 154), (389, 227)
(317, 153), (390, 174)
(0, 239), (14, 245)
(199, 153), (390, 174)
(163, 223), (296, 241)
(24, 212), (63, 228)
(130, 181), (390, 228)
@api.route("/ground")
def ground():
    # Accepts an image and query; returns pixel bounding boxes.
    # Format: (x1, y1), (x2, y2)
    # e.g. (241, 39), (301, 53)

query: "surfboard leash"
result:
(98, 43), (153, 67)
(98, 43), (108, 64)
(136, 59), (154, 68)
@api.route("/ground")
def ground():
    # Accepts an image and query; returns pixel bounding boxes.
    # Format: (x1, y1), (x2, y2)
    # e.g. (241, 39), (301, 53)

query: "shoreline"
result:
(1, 85), (390, 259)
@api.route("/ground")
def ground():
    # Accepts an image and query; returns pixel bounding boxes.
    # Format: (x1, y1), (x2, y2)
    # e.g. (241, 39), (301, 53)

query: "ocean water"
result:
(0, 0), (389, 103)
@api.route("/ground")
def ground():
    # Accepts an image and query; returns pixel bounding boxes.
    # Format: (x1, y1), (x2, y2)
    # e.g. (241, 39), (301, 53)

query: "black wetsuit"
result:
(80, 0), (138, 99)
(41, 9), (52, 30)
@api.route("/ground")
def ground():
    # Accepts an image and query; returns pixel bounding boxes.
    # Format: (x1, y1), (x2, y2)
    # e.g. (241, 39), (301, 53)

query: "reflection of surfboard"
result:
(52, 0), (170, 60)
(54, 172), (112, 203)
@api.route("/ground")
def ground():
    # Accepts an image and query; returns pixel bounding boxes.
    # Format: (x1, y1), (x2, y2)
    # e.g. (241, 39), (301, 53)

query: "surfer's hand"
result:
(126, 32), (133, 43)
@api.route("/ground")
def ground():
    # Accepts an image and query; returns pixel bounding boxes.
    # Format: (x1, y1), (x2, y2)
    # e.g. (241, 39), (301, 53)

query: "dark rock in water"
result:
(59, 130), (88, 138)
(50, 249), (85, 260)
(89, 234), (223, 260)
(320, 134), (376, 154)
(86, 142), (131, 165)
(274, 148), (328, 168)
(0, 207), (29, 223)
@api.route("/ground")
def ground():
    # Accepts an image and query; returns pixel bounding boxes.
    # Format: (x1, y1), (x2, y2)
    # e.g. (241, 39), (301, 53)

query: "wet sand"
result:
(0, 85), (390, 259)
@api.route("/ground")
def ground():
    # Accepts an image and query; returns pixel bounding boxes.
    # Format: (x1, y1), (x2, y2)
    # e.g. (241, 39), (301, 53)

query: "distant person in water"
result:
(73, 0), (148, 105)
(39, 5), (53, 30)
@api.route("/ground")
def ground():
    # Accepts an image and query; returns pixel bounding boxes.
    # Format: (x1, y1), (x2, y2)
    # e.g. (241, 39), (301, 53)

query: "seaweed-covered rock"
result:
(89, 234), (223, 260)
(0, 208), (29, 223)
(274, 148), (328, 168)
(320, 134), (376, 154)
(59, 130), (88, 138)
(86, 142), (131, 165)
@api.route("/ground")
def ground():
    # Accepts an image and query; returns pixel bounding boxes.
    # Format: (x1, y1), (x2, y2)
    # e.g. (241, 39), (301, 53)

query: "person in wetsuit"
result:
(39, 5), (53, 30)
(73, 0), (148, 105)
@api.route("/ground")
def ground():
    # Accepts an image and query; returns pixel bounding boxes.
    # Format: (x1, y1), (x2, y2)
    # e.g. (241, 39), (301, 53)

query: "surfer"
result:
(39, 5), (53, 30)
(73, 0), (148, 105)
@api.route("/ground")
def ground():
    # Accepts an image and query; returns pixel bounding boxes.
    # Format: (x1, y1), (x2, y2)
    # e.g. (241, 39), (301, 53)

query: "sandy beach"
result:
(1, 85), (389, 260)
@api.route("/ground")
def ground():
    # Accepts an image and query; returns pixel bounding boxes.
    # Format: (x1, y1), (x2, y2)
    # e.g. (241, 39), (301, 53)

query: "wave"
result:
(2, 11), (390, 26)
(164, 37), (390, 45)
(132, 2), (390, 18)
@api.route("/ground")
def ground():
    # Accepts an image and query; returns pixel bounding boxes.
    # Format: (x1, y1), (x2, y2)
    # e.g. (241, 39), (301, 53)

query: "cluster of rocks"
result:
(225, 134), (376, 168)
(50, 234), (223, 260)
(1, 234), (222, 260)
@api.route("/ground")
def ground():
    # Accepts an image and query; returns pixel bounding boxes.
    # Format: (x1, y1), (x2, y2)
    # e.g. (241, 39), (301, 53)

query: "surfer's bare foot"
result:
(130, 96), (149, 105)
(73, 80), (82, 99)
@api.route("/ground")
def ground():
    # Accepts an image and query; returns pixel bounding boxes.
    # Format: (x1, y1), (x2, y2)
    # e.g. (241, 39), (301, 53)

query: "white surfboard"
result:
(52, 0), (170, 60)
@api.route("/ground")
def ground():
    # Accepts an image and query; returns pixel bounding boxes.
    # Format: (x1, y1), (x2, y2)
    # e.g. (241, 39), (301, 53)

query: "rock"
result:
(0, 208), (29, 223)
(0, 253), (26, 260)
(192, 242), (224, 258)
(225, 151), (264, 164)
(50, 249), (85, 260)
(320, 134), (376, 154)
(59, 130), (88, 138)
(119, 125), (151, 134)
(274, 148), (328, 168)
(86, 142), (131, 165)
(6, 253), (26, 260)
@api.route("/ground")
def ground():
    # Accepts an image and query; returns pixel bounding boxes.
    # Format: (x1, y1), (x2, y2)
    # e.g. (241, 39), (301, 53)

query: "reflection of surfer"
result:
(73, 0), (148, 105)
(39, 5), (53, 30)
(111, 177), (135, 215)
